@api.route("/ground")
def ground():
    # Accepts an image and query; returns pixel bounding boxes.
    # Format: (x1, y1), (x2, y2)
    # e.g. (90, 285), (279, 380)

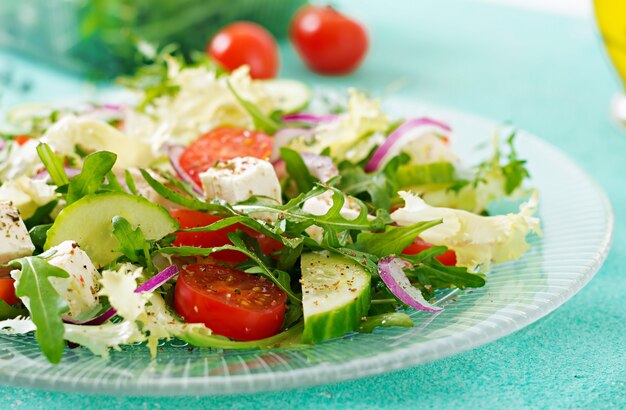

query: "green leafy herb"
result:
(280, 147), (316, 193)
(502, 132), (530, 194)
(66, 151), (117, 204)
(351, 219), (442, 257)
(227, 82), (280, 134)
(112, 216), (153, 271)
(403, 248), (486, 297)
(28, 224), (52, 251)
(24, 200), (58, 229)
(35, 143), (69, 187)
(124, 170), (138, 195)
(140, 169), (229, 213)
(337, 154), (408, 210)
(10, 256), (70, 363)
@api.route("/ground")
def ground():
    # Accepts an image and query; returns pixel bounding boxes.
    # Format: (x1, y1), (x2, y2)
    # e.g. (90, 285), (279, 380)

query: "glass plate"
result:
(0, 98), (613, 396)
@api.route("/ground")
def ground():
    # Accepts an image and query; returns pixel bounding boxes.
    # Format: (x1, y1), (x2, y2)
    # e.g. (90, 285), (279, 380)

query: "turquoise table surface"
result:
(1, 0), (625, 408)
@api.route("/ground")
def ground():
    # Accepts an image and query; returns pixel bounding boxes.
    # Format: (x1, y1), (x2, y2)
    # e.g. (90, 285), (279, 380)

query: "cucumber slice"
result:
(397, 161), (457, 188)
(44, 192), (178, 266)
(300, 251), (371, 343)
(261, 79), (311, 113)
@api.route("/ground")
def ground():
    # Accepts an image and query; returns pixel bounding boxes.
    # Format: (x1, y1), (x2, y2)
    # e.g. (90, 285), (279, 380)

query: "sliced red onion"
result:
(134, 265), (180, 293)
(301, 153), (339, 182)
(63, 265), (180, 326)
(378, 256), (442, 313)
(163, 144), (204, 195)
(0, 139), (5, 151)
(273, 159), (287, 179)
(365, 117), (452, 172)
(282, 113), (338, 123)
(32, 166), (81, 181)
(271, 127), (314, 161)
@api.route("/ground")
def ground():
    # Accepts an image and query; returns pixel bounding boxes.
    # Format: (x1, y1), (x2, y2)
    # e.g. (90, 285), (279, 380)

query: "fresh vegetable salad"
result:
(0, 55), (540, 363)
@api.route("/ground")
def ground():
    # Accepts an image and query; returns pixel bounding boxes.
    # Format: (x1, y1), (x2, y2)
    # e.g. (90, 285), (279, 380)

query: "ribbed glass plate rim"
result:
(0, 100), (614, 396)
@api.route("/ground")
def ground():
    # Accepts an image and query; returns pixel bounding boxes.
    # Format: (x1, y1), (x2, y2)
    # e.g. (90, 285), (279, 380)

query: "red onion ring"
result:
(365, 117), (452, 172)
(163, 144), (203, 195)
(378, 256), (442, 312)
(282, 113), (338, 123)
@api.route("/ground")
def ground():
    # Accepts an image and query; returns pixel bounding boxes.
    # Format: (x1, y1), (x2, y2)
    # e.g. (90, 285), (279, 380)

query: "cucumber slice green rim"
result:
(262, 79), (311, 114)
(44, 192), (179, 267)
(300, 251), (371, 344)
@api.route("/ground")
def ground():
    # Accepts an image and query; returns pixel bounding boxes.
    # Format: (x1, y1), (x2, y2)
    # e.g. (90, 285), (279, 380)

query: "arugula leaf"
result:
(10, 256), (70, 363)
(337, 154), (408, 210)
(66, 151), (117, 204)
(112, 216), (153, 271)
(0, 300), (29, 321)
(102, 171), (127, 193)
(351, 219), (442, 257)
(140, 169), (230, 213)
(124, 170), (138, 195)
(36, 143), (69, 187)
(24, 200), (58, 229)
(28, 223), (52, 251)
(403, 248), (486, 293)
(280, 147), (316, 193)
(227, 82), (280, 134)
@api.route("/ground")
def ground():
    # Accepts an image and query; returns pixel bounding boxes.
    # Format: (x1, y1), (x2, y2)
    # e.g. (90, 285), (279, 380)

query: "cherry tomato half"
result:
(174, 264), (287, 340)
(289, 5), (368, 75)
(170, 209), (283, 264)
(0, 278), (18, 306)
(207, 22), (279, 79)
(179, 127), (273, 187)
(402, 237), (457, 266)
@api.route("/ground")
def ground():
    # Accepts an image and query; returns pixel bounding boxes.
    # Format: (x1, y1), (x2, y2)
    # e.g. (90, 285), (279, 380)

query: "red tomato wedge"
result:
(174, 264), (287, 340)
(170, 209), (283, 264)
(0, 278), (18, 306)
(402, 237), (457, 266)
(179, 127), (273, 186)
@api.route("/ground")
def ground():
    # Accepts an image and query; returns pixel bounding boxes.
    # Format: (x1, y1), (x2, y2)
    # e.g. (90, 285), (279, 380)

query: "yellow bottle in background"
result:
(595, 0), (626, 122)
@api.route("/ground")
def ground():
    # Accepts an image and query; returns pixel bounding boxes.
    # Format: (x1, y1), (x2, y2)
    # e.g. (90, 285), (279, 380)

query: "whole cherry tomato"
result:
(290, 5), (368, 75)
(207, 22), (279, 79)
(174, 264), (287, 340)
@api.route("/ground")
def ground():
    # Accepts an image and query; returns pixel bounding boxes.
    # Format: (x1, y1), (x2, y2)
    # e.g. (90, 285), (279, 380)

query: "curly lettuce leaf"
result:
(391, 191), (540, 270)
(287, 90), (390, 162)
(98, 264), (150, 322)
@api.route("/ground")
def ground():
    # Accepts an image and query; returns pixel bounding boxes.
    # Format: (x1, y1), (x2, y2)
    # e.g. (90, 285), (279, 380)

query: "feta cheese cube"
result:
(0, 201), (35, 264)
(46, 240), (101, 318)
(200, 156), (282, 204)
